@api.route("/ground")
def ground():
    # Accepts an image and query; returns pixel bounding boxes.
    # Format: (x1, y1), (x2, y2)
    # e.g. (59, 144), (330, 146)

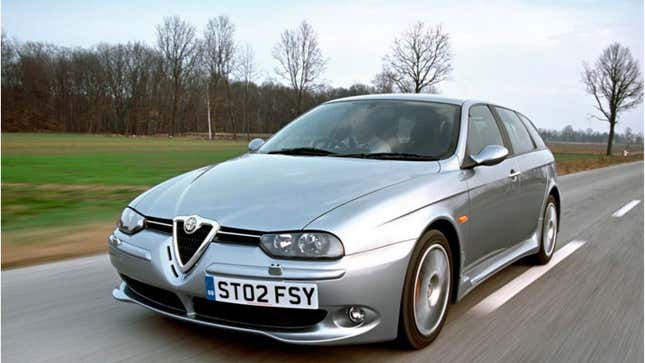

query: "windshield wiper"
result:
(266, 148), (438, 160)
(332, 152), (439, 161)
(266, 147), (337, 156)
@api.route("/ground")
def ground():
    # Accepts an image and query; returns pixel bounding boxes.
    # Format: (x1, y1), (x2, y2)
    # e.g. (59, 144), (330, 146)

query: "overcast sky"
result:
(2, 0), (643, 133)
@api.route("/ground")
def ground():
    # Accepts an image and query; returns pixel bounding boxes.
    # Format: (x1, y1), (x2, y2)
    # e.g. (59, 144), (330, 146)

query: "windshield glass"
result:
(259, 100), (461, 159)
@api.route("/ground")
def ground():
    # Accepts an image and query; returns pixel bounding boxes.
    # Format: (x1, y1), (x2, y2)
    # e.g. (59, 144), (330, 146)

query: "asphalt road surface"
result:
(3, 161), (643, 362)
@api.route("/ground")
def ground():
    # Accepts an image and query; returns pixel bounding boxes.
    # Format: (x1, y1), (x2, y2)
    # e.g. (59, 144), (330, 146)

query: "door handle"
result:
(509, 169), (520, 180)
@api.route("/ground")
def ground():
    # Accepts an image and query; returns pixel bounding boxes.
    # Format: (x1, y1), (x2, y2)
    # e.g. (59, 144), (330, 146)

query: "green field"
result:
(2, 133), (247, 232)
(2, 133), (247, 186)
(1, 133), (641, 234)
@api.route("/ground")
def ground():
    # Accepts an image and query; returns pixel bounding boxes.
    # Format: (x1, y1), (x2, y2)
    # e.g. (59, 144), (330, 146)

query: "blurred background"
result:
(1, 0), (643, 268)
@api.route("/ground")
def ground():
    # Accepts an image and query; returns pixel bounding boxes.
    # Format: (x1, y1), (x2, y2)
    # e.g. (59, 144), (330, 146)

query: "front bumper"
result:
(109, 229), (415, 345)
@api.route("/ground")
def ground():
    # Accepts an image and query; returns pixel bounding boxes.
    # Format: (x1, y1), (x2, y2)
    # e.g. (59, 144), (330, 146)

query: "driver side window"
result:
(467, 105), (504, 154)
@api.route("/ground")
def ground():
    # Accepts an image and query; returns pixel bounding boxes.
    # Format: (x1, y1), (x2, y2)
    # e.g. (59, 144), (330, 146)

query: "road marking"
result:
(469, 240), (586, 316)
(612, 200), (641, 218)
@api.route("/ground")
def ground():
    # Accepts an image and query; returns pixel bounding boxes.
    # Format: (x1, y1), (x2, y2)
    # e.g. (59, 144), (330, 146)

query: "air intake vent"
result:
(121, 274), (186, 314)
(193, 297), (327, 329)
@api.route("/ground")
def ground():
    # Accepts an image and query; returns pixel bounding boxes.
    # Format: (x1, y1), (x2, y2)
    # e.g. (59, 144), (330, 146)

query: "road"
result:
(2, 161), (643, 362)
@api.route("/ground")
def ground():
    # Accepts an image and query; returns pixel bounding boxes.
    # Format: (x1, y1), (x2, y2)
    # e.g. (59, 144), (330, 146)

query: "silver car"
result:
(109, 94), (559, 348)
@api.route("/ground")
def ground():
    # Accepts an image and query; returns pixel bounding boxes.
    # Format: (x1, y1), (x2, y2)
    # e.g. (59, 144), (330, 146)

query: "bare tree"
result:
(156, 16), (200, 136)
(237, 44), (257, 138)
(203, 16), (236, 139)
(583, 43), (643, 155)
(1, 31), (18, 88)
(0, 24), (481, 136)
(69, 48), (104, 133)
(123, 42), (154, 134)
(98, 43), (128, 131)
(382, 22), (452, 93)
(372, 67), (395, 93)
(272, 21), (326, 116)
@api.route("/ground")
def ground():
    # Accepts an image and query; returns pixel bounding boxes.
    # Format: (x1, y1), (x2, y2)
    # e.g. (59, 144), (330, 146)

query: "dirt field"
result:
(555, 153), (643, 174)
(547, 141), (644, 154)
(1, 223), (114, 268)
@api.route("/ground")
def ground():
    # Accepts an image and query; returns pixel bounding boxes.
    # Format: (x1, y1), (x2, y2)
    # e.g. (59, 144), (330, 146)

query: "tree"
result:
(203, 16), (236, 139)
(70, 48), (104, 133)
(98, 43), (128, 132)
(272, 21), (326, 116)
(123, 42), (155, 134)
(237, 44), (257, 138)
(15, 41), (56, 131)
(156, 16), (200, 136)
(562, 125), (575, 141)
(372, 67), (395, 93)
(1, 31), (18, 88)
(582, 43), (643, 155)
(382, 22), (452, 93)
(624, 127), (634, 146)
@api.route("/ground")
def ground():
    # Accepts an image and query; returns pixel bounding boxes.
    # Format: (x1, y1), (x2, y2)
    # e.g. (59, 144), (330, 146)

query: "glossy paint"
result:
(110, 94), (558, 344)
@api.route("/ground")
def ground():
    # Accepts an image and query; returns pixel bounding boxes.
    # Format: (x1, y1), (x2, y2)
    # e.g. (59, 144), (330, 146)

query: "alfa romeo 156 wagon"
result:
(110, 94), (559, 348)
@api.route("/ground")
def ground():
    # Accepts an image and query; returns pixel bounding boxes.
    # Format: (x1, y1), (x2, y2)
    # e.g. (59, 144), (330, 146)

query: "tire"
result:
(532, 195), (558, 265)
(398, 229), (452, 349)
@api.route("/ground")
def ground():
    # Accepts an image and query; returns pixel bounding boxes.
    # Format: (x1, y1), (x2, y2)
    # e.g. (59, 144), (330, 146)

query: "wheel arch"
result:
(548, 185), (561, 227)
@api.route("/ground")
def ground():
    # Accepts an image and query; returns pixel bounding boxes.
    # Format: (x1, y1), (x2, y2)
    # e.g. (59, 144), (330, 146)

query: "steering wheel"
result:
(312, 138), (348, 152)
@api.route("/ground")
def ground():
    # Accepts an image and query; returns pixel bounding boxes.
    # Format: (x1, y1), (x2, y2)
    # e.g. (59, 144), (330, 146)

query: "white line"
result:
(612, 200), (641, 218)
(469, 240), (586, 316)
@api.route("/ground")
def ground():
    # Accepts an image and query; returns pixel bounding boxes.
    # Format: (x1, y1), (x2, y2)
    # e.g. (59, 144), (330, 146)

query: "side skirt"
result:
(456, 233), (539, 301)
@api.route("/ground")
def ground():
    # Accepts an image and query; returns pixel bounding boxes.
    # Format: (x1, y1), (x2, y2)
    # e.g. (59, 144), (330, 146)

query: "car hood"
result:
(131, 154), (440, 231)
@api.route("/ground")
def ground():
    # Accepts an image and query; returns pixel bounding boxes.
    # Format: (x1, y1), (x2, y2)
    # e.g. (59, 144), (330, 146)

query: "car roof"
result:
(324, 93), (475, 106)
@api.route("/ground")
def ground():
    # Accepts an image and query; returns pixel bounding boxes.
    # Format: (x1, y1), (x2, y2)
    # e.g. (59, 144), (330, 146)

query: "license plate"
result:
(205, 275), (319, 309)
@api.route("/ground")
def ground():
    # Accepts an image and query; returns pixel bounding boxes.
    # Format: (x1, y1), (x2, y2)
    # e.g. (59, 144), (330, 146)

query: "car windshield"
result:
(259, 100), (461, 160)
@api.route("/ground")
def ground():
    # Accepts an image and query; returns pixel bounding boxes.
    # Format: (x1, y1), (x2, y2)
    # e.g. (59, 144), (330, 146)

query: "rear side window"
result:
(495, 107), (535, 154)
(467, 105), (505, 154)
(516, 113), (546, 149)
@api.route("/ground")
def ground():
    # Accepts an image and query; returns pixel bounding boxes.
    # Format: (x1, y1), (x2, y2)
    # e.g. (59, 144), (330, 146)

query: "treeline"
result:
(0, 35), (376, 136)
(2, 16), (456, 137)
(539, 125), (643, 145)
(0, 18), (382, 136)
(5, 17), (641, 145)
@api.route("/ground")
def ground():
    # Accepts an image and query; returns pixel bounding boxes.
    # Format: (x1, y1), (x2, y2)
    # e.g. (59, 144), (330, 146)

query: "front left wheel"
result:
(398, 230), (452, 349)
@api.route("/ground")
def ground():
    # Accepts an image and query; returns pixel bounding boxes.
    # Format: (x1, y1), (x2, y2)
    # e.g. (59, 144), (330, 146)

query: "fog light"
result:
(347, 306), (365, 324)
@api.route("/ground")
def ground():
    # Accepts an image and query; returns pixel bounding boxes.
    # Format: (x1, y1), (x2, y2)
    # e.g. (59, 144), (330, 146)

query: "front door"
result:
(493, 106), (547, 243)
(464, 104), (522, 266)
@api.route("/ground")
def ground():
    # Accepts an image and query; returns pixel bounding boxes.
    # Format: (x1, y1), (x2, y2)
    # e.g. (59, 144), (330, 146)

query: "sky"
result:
(2, 0), (644, 133)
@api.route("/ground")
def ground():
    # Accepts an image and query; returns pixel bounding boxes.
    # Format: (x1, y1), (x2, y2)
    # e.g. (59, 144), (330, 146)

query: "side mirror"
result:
(248, 138), (265, 152)
(470, 145), (509, 167)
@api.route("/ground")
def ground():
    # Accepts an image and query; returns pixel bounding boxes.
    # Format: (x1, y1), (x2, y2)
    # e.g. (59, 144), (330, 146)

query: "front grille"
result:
(145, 218), (172, 234)
(143, 216), (263, 245)
(213, 227), (262, 245)
(176, 221), (212, 265)
(121, 274), (186, 314)
(192, 297), (327, 329)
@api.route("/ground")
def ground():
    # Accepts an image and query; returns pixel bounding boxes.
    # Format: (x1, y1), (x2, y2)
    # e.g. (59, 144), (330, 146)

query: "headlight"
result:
(260, 232), (344, 260)
(117, 207), (145, 235)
